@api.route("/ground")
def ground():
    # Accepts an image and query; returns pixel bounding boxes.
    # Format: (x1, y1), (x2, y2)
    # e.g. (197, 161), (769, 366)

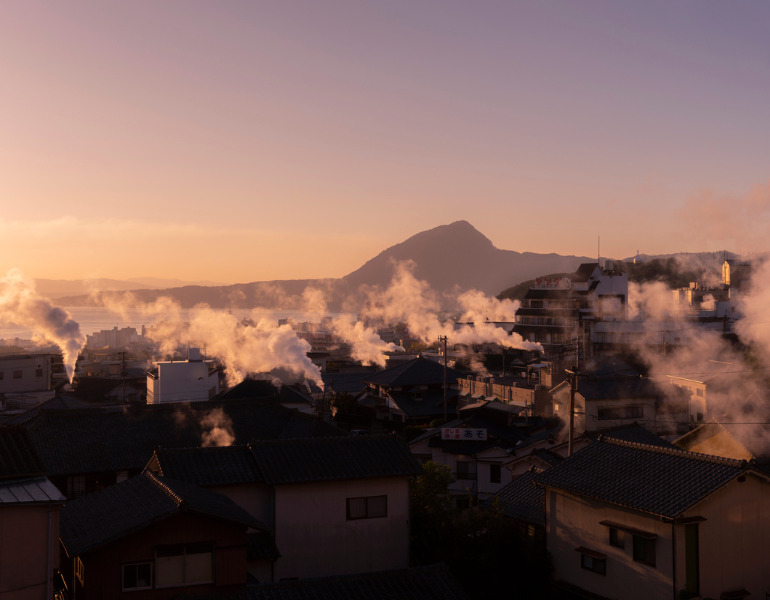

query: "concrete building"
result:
(146, 348), (219, 404)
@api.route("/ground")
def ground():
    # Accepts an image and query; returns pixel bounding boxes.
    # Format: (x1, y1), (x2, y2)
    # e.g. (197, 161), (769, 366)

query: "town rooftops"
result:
(16, 397), (345, 476)
(363, 356), (460, 388)
(60, 471), (265, 557)
(534, 436), (757, 518)
(151, 435), (422, 487)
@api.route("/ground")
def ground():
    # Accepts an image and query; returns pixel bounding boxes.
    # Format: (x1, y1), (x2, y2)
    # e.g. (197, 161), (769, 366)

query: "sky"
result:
(2, 0), (769, 284)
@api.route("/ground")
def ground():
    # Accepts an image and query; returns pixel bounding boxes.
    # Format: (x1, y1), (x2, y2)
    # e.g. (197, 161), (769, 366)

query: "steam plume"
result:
(0, 269), (85, 380)
(361, 261), (541, 352)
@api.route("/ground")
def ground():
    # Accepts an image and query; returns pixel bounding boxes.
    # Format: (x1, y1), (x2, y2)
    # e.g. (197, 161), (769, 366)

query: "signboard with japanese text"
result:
(441, 427), (488, 441)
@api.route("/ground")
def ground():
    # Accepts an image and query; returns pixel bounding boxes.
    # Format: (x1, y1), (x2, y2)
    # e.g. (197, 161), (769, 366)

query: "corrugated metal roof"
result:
(0, 476), (65, 505)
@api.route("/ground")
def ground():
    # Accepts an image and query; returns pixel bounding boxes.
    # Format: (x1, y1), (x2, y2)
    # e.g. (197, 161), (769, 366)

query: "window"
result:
(609, 527), (624, 548)
(13, 370), (22, 379)
(456, 460), (477, 480)
(123, 562), (152, 591)
(36, 368), (43, 378)
(577, 547), (606, 575)
(0, 372), (4, 380)
(633, 535), (656, 566)
(155, 543), (213, 587)
(346, 495), (387, 520)
(490, 464), (501, 484)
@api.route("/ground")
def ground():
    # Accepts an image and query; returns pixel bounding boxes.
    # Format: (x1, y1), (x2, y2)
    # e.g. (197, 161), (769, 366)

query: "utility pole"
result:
(565, 368), (578, 457)
(438, 335), (448, 423)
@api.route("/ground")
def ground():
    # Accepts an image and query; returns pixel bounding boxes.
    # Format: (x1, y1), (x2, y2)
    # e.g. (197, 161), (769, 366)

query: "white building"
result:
(146, 348), (219, 404)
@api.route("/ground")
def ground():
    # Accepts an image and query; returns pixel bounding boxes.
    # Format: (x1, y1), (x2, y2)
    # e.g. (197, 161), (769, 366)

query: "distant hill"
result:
(51, 221), (592, 309)
(35, 277), (224, 300)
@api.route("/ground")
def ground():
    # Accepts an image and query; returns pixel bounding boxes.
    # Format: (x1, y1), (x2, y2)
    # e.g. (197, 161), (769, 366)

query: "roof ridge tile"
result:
(600, 435), (746, 467)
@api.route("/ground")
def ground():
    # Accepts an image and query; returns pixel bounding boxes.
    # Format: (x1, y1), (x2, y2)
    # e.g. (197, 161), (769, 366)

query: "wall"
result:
(73, 513), (248, 600)
(678, 475), (770, 598)
(272, 477), (410, 580)
(0, 504), (60, 600)
(546, 490), (674, 600)
(147, 360), (217, 404)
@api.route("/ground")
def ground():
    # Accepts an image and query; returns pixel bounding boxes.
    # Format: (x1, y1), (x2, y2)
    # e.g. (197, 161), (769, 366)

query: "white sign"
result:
(441, 427), (487, 441)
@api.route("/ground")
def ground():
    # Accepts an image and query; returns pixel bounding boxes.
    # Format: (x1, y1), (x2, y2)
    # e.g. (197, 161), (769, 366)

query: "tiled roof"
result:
(184, 564), (470, 600)
(363, 357), (460, 388)
(387, 390), (455, 419)
(321, 371), (374, 396)
(152, 446), (263, 486)
(0, 476), (66, 505)
(219, 379), (313, 407)
(487, 470), (544, 526)
(248, 435), (422, 485)
(534, 437), (748, 518)
(60, 471), (264, 556)
(153, 435), (421, 487)
(16, 398), (345, 476)
(0, 427), (44, 478)
(587, 424), (673, 448)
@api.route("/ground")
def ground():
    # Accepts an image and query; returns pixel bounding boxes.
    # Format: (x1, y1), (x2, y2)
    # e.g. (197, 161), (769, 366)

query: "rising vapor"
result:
(0, 269), (85, 380)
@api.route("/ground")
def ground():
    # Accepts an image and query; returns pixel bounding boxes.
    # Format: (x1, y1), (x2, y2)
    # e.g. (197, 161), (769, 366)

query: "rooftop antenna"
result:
(597, 236), (601, 268)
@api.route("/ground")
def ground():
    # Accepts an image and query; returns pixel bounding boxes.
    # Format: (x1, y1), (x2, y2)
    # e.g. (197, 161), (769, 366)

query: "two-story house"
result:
(534, 436), (770, 600)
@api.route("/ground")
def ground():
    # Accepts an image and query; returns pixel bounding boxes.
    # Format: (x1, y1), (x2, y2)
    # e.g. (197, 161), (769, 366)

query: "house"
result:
(550, 366), (689, 438)
(218, 378), (316, 415)
(11, 396), (345, 499)
(148, 435), (422, 582)
(408, 400), (561, 502)
(147, 348), (220, 404)
(457, 369), (552, 416)
(59, 471), (264, 598)
(674, 420), (770, 472)
(534, 436), (770, 600)
(666, 361), (758, 427)
(357, 356), (461, 425)
(0, 428), (66, 599)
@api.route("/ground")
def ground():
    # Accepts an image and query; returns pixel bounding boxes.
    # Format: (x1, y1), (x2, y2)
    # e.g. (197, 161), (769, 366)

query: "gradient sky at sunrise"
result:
(2, 1), (769, 284)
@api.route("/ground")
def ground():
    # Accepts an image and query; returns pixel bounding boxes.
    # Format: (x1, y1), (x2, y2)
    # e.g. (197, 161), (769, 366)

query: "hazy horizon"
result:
(3, 1), (769, 284)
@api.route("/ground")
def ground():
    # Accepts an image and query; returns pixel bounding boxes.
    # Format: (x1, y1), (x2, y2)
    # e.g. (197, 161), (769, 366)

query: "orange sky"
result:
(2, 1), (769, 283)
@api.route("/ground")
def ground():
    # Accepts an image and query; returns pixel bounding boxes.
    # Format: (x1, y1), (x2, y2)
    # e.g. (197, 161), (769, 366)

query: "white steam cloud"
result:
(96, 292), (322, 386)
(0, 269), (85, 380)
(361, 261), (541, 352)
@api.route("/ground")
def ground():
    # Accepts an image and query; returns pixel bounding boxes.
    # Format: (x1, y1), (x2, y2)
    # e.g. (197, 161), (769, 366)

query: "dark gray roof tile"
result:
(534, 437), (747, 518)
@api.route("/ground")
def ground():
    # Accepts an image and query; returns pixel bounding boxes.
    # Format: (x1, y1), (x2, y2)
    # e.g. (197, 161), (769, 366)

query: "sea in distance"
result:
(0, 306), (328, 342)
